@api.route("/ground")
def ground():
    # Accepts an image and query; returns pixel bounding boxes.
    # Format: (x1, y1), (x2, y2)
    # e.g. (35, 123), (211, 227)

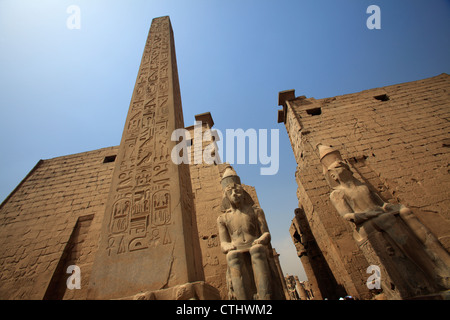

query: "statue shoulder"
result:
(252, 205), (263, 213)
(330, 189), (354, 215)
(330, 189), (346, 203)
(252, 205), (266, 218)
(217, 213), (225, 224)
(217, 210), (232, 224)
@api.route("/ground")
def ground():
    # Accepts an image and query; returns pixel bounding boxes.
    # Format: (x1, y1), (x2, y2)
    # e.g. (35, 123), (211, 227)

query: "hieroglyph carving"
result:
(106, 18), (173, 256)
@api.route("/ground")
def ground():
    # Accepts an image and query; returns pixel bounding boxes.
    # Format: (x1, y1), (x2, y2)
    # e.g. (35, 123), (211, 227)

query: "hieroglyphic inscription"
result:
(107, 17), (173, 256)
(110, 198), (131, 234)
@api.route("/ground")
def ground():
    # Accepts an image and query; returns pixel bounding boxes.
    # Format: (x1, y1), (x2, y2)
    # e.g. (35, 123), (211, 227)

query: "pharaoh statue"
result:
(217, 166), (274, 300)
(318, 144), (450, 298)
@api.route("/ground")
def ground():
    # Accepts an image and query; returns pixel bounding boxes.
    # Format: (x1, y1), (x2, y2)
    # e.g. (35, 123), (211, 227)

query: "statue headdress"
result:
(221, 165), (241, 189)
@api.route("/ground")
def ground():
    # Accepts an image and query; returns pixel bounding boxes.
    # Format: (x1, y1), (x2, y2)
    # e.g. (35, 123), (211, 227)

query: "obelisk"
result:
(87, 16), (209, 299)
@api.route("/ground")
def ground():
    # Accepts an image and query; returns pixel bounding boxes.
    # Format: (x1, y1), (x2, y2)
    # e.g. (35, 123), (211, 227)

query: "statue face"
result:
(225, 184), (244, 206)
(328, 161), (353, 182)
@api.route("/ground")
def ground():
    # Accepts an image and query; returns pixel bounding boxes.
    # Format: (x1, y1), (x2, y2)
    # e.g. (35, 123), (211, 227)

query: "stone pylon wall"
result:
(278, 73), (450, 299)
(0, 147), (118, 299)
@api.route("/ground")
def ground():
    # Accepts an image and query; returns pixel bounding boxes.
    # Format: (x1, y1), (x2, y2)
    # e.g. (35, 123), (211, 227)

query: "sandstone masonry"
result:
(280, 73), (450, 299)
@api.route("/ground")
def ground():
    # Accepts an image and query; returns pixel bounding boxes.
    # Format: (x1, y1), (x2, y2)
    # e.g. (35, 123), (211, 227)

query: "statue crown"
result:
(221, 166), (241, 189)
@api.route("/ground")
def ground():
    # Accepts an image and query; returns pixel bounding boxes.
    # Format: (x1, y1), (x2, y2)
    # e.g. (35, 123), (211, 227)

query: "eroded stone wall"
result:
(0, 146), (118, 299)
(279, 73), (450, 299)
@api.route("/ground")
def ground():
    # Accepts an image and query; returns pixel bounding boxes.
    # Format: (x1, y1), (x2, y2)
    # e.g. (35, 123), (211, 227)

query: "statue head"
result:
(317, 144), (357, 187)
(318, 144), (342, 187)
(220, 165), (253, 209)
(327, 160), (354, 184)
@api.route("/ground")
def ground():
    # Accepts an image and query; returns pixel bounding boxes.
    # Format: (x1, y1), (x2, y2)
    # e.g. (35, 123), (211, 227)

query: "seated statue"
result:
(217, 166), (273, 300)
(319, 144), (450, 297)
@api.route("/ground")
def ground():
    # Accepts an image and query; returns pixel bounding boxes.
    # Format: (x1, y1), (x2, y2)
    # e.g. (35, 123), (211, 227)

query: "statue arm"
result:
(369, 190), (405, 214)
(331, 190), (383, 224)
(330, 190), (364, 224)
(370, 191), (389, 208)
(217, 214), (235, 254)
(253, 207), (271, 245)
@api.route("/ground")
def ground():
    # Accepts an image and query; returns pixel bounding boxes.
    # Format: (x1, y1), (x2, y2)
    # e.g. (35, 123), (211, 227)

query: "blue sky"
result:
(1, 0), (449, 281)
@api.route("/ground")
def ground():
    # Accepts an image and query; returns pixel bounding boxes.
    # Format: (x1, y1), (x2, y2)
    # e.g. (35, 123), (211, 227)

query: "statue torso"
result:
(223, 206), (260, 250)
(340, 184), (381, 213)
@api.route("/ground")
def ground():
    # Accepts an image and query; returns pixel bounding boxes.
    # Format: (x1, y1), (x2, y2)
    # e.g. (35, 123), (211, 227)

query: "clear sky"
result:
(1, 0), (449, 281)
